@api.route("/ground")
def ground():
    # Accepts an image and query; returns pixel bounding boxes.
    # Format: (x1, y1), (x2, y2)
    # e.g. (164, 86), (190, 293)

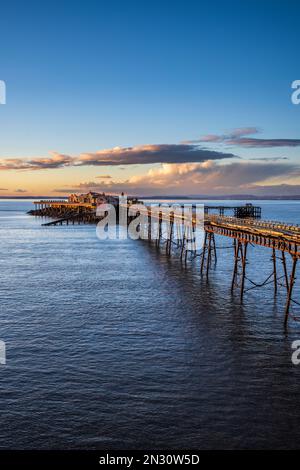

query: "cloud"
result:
(248, 157), (289, 161)
(0, 188), (8, 190)
(246, 184), (300, 197)
(0, 152), (74, 171)
(0, 144), (236, 171)
(54, 161), (299, 196)
(15, 189), (27, 193)
(0, 135), (298, 174)
(184, 128), (300, 148)
(76, 144), (236, 166)
(54, 181), (105, 193)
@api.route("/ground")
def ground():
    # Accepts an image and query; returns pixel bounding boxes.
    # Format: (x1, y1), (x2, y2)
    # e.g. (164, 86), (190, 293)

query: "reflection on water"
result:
(0, 199), (300, 449)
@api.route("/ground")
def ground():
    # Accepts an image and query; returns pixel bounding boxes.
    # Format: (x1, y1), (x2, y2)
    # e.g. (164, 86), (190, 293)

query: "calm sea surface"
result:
(1, 199), (300, 449)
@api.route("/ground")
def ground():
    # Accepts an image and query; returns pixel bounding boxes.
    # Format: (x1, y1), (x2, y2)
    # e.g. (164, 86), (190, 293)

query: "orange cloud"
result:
(54, 161), (299, 196)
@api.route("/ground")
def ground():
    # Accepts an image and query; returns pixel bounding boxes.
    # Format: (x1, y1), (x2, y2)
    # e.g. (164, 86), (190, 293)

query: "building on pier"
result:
(68, 191), (108, 205)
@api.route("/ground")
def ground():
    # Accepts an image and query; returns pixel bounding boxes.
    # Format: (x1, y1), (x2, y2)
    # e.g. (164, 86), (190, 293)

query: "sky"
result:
(0, 0), (300, 197)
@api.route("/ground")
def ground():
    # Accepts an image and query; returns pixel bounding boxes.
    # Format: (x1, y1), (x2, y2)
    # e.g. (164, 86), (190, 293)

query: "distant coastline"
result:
(0, 196), (66, 200)
(2, 195), (300, 201)
(141, 195), (300, 200)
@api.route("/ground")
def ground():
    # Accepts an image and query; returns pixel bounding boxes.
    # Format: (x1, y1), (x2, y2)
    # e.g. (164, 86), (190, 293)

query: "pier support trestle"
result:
(284, 255), (298, 326)
(132, 210), (300, 327)
(31, 200), (300, 327)
(230, 240), (248, 302)
(200, 232), (217, 276)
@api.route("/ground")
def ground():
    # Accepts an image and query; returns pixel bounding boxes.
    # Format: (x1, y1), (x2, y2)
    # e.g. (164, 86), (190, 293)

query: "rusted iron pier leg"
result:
(212, 233), (217, 263)
(180, 226), (186, 260)
(148, 212), (152, 242)
(272, 247), (277, 295)
(175, 223), (180, 250)
(190, 222), (195, 256)
(166, 223), (170, 254)
(240, 242), (248, 303)
(284, 256), (298, 327)
(207, 233), (212, 268)
(200, 231), (208, 274)
(156, 214), (162, 247)
(231, 240), (240, 292)
(184, 226), (190, 264)
(166, 219), (174, 256)
(206, 233), (212, 277)
(170, 219), (174, 256)
(281, 251), (289, 292)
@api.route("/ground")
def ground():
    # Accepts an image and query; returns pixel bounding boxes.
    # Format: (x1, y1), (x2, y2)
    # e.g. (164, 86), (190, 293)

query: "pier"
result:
(28, 193), (300, 326)
(134, 205), (300, 327)
(204, 204), (261, 218)
(30, 200), (98, 225)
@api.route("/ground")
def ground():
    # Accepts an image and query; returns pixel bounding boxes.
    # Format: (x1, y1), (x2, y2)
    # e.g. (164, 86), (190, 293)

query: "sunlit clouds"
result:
(0, 152), (74, 171)
(53, 160), (300, 197)
(1, 130), (300, 197)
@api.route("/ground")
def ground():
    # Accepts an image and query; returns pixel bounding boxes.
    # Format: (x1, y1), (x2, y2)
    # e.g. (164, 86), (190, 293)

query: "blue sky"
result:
(0, 0), (300, 195)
